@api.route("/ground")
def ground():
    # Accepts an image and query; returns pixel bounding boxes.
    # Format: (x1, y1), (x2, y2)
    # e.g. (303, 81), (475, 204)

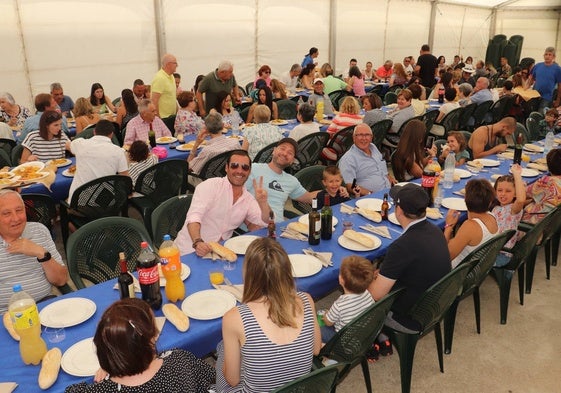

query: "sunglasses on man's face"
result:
(229, 162), (250, 171)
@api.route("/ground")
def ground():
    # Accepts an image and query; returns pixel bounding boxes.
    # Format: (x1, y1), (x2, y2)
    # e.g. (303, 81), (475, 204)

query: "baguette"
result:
(426, 208), (443, 220)
(208, 242), (237, 262)
(162, 304), (190, 332)
(356, 207), (382, 223)
(343, 230), (375, 248)
(287, 221), (309, 235)
(38, 348), (61, 390)
(3, 312), (19, 341)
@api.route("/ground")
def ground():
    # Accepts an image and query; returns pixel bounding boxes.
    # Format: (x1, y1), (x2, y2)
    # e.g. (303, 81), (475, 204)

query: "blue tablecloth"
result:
(1, 143), (550, 391)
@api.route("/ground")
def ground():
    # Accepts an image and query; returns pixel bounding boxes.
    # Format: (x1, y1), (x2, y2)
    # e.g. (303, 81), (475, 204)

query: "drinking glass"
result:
(209, 266), (224, 285)
(44, 327), (66, 343)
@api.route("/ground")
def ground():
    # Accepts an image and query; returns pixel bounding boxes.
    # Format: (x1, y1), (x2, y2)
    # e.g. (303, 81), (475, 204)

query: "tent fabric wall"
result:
(1, 0), (560, 112)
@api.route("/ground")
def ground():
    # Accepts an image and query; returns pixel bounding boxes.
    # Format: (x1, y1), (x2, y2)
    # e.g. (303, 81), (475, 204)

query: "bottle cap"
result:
(12, 284), (22, 292)
(163, 234), (171, 241)
(140, 241), (148, 248)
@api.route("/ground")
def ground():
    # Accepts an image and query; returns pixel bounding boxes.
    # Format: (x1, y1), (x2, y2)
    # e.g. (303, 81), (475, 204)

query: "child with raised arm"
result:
(491, 164), (526, 266)
(321, 256), (375, 343)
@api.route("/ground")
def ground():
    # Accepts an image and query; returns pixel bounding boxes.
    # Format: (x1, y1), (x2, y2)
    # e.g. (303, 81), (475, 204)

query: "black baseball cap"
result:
(389, 183), (429, 215)
(276, 137), (298, 155)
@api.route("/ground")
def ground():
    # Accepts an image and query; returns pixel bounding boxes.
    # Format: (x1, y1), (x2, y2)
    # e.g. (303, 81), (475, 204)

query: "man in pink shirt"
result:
(175, 150), (270, 256)
(123, 99), (171, 149)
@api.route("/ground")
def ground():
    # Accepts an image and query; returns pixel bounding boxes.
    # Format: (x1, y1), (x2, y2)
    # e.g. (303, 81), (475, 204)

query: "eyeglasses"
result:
(229, 162), (250, 171)
(264, 71), (271, 74)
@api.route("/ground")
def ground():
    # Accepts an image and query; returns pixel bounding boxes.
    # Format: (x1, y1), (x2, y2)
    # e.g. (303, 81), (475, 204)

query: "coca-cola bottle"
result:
(421, 159), (436, 207)
(136, 242), (162, 310)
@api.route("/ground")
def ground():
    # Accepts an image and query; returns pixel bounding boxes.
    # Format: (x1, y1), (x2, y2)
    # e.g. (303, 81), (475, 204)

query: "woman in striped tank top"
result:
(216, 238), (321, 393)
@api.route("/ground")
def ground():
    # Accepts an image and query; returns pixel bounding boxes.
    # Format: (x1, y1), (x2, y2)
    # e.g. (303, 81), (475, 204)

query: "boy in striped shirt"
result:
(321, 256), (374, 342)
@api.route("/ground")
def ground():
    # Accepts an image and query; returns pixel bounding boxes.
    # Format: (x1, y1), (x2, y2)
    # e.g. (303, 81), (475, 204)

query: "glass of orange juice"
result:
(209, 267), (224, 286)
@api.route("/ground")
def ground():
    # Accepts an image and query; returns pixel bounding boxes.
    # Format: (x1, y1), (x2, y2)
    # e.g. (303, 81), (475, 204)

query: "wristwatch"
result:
(192, 238), (204, 249)
(37, 251), (51, 263)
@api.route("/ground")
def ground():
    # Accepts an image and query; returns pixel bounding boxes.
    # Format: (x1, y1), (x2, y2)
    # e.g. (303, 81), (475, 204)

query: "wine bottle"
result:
(381, 193), (389, 221)
(320, 194), (333, 240)
(308, 199), (320, 245)
(117, 252), (135, 299)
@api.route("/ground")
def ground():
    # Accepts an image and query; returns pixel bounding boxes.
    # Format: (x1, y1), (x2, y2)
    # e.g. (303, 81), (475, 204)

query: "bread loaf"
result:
(3, 312), (19, 341)
(356, 207), (382, 223)
(38, 347), (62, 389)
(426, 208), (443, 220)
(162, 304), (190, 332)
(287, 221), (309, 235)
(208, 242), (237, 262)
(343, 230), (375, 248)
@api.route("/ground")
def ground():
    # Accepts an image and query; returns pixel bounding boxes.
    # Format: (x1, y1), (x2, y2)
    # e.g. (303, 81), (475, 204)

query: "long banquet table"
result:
(1, 138), (554, 391)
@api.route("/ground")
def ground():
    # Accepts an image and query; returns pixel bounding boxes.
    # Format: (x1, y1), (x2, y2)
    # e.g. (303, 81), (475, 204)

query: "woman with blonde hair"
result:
(270, 79), (287, 100)
(242, 105), (284, 160)
(326, 96), (362, 137)
(73, 97), (101, 133)
(217, 238), (321, 393)
(389, 63), (408, 87)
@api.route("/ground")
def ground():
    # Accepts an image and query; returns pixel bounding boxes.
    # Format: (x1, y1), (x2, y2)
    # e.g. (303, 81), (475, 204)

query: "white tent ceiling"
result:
(1, 0), (560, 111)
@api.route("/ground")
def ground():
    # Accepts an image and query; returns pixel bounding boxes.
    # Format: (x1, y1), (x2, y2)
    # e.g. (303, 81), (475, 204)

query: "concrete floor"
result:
(323, 251), (561, 393)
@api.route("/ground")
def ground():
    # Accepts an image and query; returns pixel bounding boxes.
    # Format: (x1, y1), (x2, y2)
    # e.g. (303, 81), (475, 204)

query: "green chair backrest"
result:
(151, 194), (193, 248)
(471, 100), (493, 129)
(74, 125), (120, 146)
(525, 117), (542, 142)
(501, 208), (557, 271)
(277, 99), (298, 120)
(319, 288), (404, 363)
(253, 140), (278, 164)
(408, 263), (471, 332)
(383, 91), (398, 105)
(370, 119), (393, 150)
(134, 159), (189, 205)
(458, 230), (515, 295)
(293, 132), (330, 170)
(0, 148), (11, 167)
(11, 144), (24, 166)
(271, 363), (341, 393)
(66, 217), (153, 289)
(292, 165), (326, 214)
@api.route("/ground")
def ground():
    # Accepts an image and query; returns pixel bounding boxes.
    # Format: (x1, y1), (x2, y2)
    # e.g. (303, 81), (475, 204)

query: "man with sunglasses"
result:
(175, 150), (270, 256)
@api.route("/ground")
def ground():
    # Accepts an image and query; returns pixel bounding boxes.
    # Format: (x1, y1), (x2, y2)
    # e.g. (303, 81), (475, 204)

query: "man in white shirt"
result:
(68, 120), (129, 201)
(280, 64), (301, 91)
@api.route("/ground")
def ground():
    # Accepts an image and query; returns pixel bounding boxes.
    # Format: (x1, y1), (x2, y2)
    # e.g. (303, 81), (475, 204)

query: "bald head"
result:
(162, 54), (178, 74)
(353, 123), (372, 136)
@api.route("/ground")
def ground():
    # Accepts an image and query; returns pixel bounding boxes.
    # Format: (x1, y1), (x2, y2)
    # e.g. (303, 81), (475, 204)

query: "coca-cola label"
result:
(422, 174), (435, 188)
(138, 265), (159, 285)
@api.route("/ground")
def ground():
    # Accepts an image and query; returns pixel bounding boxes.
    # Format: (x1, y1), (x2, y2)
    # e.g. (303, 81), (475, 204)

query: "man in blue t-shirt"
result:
(530, 46), (561, 113)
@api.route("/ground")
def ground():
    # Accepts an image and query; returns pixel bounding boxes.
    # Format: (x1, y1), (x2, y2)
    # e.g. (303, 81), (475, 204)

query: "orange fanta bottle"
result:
(159, 235), (185, 302)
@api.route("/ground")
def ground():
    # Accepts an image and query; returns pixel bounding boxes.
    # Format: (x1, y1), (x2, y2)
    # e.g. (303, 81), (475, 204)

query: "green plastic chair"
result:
(271, 363), (342, 393)
(313, 289), (404, 393)
(320, 125), (355, 165)
(290, 132), (330, 172)
(276, 99), (298, 120)
(469, 100), (493, 130)
(292, 165), (326, 215)
(384, 263), (471, 393)
(73, 125), (120, 146)
(429, 107), (463, 138)
(383, 91), (398, 105)
(66, 217), (153, 289)
(0, 148), (11, 167)
(60, 175), (133, 251)
(518, 205), (561, 291)
(253, 140), (278, 164)
(130, 159), (189, 235)
(525, 117), (542, 142)
(370, 119), (393, 151)
(488, 95), (516, 124)
(151, 194), (193, 249)
(11, 144), (24, 166)
(422, 109), (439, 134)
(458, 102), (477, 130)
(492, 208), (557, 324)
(444, 230), (515, 354)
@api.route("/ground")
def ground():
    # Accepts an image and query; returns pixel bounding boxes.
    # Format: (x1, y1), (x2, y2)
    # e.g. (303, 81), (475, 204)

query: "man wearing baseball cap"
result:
(246, 138), (348, 221)
(307, 78), (334, 116)
(368, 184), (451, 332)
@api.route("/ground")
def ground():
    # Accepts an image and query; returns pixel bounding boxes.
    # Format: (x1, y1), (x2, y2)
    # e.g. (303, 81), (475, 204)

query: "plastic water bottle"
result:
(443, 152), (455, 189)
(9, 285), (47, 365)
(544, 131), (554, 156)
(159, 235), (184, 302)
